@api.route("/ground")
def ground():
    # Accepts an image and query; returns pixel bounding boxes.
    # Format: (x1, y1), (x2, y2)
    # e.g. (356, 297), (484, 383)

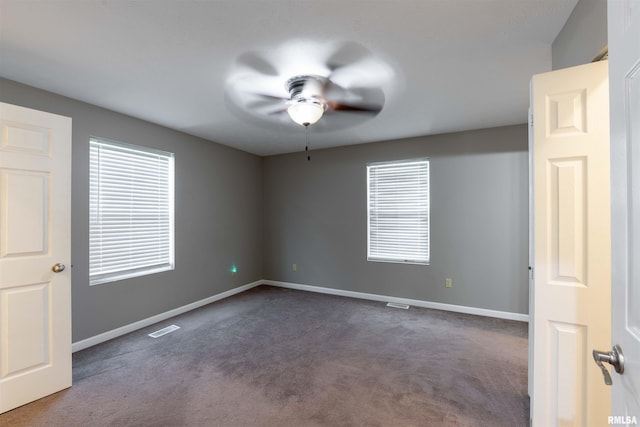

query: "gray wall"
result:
(0, 78), (263, 342)
(262, 125), (529, 315)
(552, 0), (607, 70)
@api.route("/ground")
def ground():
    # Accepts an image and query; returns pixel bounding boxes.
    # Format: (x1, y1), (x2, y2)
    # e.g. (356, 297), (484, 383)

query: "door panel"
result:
(530, 61), (610, 426)
(1, 171), (48, 255)
(609, 0), (640, 420)
(2, 283), (50, 374)
(0, 103), (72, 413)
(549, 157), (586, 285)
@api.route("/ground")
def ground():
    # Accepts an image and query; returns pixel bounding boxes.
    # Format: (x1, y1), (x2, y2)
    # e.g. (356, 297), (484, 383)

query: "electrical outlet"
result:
(445, 278), (452, 288)
(292, 263), (297, 272)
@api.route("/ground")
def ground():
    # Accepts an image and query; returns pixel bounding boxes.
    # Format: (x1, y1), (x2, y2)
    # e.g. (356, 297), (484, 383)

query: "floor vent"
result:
(386, 302), (410, 310)
(148, 324), (180, 338)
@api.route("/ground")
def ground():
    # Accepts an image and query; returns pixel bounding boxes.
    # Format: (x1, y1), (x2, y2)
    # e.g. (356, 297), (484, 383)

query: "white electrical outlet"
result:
(292, 263), (297, 272)
(445, 278), (452, 288)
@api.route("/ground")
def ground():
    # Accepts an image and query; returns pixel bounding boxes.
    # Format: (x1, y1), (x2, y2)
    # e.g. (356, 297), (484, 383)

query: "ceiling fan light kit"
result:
(286, 75), (326, 126)
(287, 100), (325, 126)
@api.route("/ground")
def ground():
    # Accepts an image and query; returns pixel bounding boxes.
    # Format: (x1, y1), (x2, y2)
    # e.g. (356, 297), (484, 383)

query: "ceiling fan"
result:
(225, 41), (393, 130)
(283, 74), (382, 127)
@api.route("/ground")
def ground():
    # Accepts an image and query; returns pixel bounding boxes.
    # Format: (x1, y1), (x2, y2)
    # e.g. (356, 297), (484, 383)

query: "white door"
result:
(530, 60), (611, 426)
(608, 0), (640, 422)
(0, 102), (72, 413)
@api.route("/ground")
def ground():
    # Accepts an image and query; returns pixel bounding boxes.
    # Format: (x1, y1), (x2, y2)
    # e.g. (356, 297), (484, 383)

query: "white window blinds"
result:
(89, 138), (174, 285)
(367, 159), (430, 264)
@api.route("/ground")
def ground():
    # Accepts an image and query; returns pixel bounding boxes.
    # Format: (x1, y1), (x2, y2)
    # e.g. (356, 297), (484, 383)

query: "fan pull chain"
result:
(305, 124), (311, 161)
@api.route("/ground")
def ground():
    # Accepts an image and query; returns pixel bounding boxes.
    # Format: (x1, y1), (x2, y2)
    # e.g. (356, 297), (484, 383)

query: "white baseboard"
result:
(71, 280), (262, 352)
(262, 280), (529, 322)
(73, 278), (528, 352)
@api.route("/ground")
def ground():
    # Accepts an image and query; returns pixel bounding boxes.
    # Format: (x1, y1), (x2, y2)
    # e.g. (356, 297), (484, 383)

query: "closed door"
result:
(0, 102), (72, 413)
(530, 60), (611, 426)
(608, 0), (640, 420)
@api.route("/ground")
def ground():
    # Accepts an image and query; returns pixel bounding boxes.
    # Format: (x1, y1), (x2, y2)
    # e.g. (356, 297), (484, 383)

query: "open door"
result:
(530, 61), (611, 426)
(0, 103), (72, 413)
(607, 0), (640, 421)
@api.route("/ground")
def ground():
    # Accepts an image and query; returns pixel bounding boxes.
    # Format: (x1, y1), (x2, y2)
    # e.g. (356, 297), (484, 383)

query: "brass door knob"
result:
(52, 263), (65, 273)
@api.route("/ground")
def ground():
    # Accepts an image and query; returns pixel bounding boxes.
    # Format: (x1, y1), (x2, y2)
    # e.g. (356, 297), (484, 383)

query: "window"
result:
(89, 138), (175, 285)
(367, 159), (430, 264)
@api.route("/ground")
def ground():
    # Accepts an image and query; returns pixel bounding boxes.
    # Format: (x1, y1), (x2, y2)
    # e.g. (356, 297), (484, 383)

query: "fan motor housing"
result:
(286, 75), (325, 102)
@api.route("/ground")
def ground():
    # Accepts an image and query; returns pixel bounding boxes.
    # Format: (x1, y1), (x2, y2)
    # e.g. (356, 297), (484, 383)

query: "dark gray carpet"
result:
(1, 285), (529, 426)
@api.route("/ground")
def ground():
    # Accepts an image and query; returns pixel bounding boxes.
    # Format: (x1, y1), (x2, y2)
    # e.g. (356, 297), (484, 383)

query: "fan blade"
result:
(236, 52), (279, 76)
(244, 95), (289, 115)
(325, 41), (371, 73)
(329, 102), (382, 114)
(323, 84), (385, 113)
(228, 75), (289, 103)
(247, 92), (288, 102)
(228, 91), (288, 118)
(321, 79), (349, 100)
(322, 42), (395, 90)
(245, 97), (283, 110)
(244, 102), (287, 117)
(267, 108), (288, 116)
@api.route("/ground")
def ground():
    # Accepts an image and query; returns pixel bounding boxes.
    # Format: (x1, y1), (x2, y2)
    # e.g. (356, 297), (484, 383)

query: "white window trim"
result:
(89, 137), (175, 285)
(367, 158), (430, 265)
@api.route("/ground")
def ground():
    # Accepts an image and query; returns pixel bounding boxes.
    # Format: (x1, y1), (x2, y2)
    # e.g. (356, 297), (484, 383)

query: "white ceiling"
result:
(0, 0), (578, 156)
